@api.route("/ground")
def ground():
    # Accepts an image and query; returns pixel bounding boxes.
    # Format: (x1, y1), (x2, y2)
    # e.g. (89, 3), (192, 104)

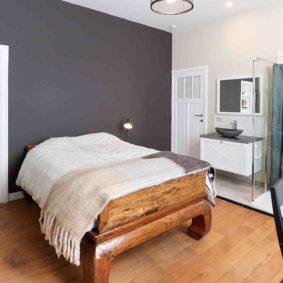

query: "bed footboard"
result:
(97, 171), (206, 233)
(82, 199), (211, 283)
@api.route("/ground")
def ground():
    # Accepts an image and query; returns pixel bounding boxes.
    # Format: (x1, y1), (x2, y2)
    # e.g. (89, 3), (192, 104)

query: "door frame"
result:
(0, 45), (9, 203)
(171, 66), (208, 152)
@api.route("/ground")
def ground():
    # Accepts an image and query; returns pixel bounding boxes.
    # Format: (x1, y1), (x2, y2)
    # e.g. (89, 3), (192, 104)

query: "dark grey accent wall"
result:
(0, 0), (172, 193)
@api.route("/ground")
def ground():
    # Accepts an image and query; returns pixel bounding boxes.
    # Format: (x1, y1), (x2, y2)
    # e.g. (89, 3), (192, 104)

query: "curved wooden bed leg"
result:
(82, 238), (112, 283)
(187, 201), (212, 240)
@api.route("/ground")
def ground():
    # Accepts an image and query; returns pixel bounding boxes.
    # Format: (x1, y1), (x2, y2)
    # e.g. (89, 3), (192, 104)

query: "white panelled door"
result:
(172, 67), (208, 159)
(0, 45), (9, 203)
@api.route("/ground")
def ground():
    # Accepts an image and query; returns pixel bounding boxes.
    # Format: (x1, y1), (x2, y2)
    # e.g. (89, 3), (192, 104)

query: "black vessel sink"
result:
(215, 127), (243, 138)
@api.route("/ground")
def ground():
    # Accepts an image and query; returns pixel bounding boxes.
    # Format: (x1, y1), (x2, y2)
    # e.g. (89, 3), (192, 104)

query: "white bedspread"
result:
(16, 132), (158, 208)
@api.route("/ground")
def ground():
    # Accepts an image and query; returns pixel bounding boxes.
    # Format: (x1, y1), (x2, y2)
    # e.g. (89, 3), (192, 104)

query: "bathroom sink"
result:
(215, 127), (243, 138)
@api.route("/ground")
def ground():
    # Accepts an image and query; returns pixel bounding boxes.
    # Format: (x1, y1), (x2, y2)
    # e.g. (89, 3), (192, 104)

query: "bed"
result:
(17, 133), (214, 283)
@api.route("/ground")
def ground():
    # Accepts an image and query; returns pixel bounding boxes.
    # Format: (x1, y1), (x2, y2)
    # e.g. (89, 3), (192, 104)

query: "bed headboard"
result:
(26, 144), (37, 153)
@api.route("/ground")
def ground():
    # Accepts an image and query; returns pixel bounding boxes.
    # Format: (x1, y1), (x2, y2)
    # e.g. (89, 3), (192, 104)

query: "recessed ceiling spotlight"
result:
(226, 2), (233, 7)
(170, 24), (177, 29)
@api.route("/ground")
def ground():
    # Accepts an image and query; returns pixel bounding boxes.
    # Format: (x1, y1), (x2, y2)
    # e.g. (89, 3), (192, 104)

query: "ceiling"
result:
(62, 0), (281, 32)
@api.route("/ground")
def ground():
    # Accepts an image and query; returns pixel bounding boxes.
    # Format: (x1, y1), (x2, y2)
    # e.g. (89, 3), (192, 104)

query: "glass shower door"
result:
(252, 57), (283, 214)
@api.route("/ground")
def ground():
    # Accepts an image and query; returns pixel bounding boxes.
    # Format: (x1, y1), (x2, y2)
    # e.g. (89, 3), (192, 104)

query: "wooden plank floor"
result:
(0, 198), (282, 283)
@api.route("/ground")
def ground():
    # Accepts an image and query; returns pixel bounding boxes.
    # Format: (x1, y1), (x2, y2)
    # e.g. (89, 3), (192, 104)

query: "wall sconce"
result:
(122, 118), (133, 141)
(123, 118), (133, 131)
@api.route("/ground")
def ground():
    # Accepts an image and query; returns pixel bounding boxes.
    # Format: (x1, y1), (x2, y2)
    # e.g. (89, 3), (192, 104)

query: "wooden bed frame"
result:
(26, 144), (212, 283)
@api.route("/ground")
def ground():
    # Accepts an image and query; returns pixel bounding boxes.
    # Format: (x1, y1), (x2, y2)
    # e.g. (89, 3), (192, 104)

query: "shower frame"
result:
(251, 57), (277, 202)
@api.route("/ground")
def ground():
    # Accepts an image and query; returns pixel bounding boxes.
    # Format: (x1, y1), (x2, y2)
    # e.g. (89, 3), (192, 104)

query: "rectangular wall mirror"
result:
(217, 76), (263, 115)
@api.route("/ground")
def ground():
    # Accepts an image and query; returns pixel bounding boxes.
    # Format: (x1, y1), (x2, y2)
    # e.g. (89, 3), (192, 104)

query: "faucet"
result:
(231, 120), (237, 130)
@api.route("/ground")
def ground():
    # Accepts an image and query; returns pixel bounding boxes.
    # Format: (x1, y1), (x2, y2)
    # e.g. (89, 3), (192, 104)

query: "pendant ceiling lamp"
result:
(151, 0), (194, 15)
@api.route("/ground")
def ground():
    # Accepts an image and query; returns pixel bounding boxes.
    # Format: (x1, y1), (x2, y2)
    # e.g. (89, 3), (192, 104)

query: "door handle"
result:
(195, 114), (203, 117)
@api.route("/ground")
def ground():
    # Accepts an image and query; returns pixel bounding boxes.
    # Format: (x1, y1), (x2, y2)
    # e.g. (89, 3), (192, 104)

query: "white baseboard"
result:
(9, 191), (24, 201)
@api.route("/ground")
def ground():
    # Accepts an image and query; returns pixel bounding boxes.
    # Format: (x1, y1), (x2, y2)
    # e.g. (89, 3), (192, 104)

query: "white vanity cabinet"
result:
(200, 137), (262, 176)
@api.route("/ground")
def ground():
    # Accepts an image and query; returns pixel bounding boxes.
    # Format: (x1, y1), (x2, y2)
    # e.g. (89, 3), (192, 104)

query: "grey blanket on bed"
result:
(143, 151), (210, 173)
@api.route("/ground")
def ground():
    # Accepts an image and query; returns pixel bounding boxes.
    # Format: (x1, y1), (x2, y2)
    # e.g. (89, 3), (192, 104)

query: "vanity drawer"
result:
(200, 138), (254, 176)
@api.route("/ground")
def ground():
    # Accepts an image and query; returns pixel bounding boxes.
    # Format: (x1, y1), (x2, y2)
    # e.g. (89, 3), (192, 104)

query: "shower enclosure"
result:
(251, 56), (283, 214)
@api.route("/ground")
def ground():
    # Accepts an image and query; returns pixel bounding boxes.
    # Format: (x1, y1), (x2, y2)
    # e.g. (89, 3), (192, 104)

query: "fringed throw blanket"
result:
(17, 133), (216, 266)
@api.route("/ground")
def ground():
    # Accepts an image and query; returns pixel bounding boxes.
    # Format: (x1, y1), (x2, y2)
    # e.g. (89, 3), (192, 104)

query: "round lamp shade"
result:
(151, 0), (194, 15)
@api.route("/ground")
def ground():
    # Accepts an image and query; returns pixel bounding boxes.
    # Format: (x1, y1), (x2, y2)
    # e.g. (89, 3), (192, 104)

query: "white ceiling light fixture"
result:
(151, 0), (194, 15)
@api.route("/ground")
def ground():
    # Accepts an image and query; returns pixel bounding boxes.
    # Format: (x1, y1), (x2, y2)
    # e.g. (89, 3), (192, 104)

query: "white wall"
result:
(173, 2), (283, 134)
